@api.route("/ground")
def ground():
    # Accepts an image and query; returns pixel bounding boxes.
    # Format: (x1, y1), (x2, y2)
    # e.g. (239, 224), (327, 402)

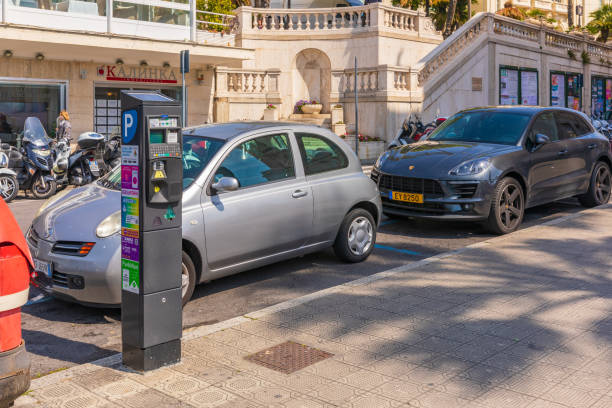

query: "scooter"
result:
(0, 146), (19, 202)
(10, 117), (56, 199)
(52, 131), (106, 188)
(388, 115), (446, 149)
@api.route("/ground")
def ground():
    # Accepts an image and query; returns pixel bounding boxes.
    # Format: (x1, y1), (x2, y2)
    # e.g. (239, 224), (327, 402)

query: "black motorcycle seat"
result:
(7, 150), (23, 168)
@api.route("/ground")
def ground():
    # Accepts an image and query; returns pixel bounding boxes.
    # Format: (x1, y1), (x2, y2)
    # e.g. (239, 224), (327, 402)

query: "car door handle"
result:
(588, 143), (597, 149)
(292, 190), (308, 199)
(557, 149), (568, 156)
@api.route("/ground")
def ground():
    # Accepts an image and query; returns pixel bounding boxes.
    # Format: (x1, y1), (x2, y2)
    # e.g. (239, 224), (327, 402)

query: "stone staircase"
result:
(284, 113), (331, 128)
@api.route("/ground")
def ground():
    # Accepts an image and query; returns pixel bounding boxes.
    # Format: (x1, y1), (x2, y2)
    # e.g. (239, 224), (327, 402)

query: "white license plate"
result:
(33, 258), (51, 277)
(88, 159), (99, 172)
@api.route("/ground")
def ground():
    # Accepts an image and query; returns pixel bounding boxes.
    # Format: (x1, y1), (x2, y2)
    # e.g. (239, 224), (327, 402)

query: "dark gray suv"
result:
(372, 107), (611, 234)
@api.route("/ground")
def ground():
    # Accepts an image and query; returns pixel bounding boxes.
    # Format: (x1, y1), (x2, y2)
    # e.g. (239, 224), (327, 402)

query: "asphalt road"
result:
(8, 191), (585, 378)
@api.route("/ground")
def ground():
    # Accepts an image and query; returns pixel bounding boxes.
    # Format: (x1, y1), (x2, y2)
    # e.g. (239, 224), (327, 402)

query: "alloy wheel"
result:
(181, 262), (189, 298)
(595, 165), (611, 203)
(498, 183), (523, 230)
(0, 176), (16, 200)
(347, 216), (373, 256)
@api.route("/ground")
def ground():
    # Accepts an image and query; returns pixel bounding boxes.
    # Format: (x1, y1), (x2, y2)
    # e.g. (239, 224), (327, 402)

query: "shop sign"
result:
(97, 65), (178, 84)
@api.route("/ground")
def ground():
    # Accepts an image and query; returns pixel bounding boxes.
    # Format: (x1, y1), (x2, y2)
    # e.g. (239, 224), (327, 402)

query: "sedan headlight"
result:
(96, 211), (121, 238)
(35, 188), (71, 218)
(449, 158), (491, 176)
(32, 149), (51, 156)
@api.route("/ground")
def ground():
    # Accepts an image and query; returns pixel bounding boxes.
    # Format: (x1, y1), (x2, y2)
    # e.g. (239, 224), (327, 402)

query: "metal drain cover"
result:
(245, 341), (333, 374)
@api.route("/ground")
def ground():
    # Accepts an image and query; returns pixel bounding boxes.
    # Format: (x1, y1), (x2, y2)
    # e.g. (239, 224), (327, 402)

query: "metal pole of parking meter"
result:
(120, 91), (183, 371)
(180, 50), (190, 128)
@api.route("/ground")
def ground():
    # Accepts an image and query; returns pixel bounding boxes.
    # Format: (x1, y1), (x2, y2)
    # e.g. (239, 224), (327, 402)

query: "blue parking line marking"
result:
(374, 244), (422, 257)
(25, 295), (52, 306)
(380, 220), (398, 226)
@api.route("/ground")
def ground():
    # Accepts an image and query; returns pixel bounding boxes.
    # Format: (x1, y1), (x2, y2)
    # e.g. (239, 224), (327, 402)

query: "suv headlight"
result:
(449, 158), (491, 176)
(96, 211), (121, 238)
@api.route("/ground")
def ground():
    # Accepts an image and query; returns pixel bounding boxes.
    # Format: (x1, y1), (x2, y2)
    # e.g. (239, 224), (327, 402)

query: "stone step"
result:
(283, 117), (331, 127)
(289, 113), (331, 120)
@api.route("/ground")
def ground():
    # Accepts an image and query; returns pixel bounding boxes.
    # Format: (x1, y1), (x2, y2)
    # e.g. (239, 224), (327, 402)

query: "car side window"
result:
(213, 133), (295, 189)
(295, 132), (349, 175)
(555, 112), (578, 140)
(528, 112), (559, 151)
(572, 116), (593, 136)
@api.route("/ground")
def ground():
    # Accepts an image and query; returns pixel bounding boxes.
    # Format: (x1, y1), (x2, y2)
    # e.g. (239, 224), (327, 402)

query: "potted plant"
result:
(294, 99), (323, 114)
(342, 133), (386, 162)
(332, 121), (346, 136)
(263, 104), (278, 121)
(331, 104), (343, 125)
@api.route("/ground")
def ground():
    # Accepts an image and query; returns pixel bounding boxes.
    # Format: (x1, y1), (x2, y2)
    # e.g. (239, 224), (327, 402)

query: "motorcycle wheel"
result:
(30, 175), (57, 199)
(0, 174), (19, 203)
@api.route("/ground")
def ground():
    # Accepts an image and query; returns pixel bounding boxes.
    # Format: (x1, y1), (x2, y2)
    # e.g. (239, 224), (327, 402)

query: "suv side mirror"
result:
(535, 133), (550, 145)
(211, 177), (239, 194)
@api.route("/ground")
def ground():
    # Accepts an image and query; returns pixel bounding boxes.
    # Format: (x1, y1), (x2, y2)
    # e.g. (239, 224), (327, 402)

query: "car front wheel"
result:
(181, 251), (196, 307)
(486, 177), (524, 235)
(334, 208), (376, 263)
(578, 161), (611, 207)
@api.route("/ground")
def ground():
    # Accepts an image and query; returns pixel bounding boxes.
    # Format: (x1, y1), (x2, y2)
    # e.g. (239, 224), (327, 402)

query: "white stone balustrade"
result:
(215, 67), (281, 96)
(235, 4), (438, 37)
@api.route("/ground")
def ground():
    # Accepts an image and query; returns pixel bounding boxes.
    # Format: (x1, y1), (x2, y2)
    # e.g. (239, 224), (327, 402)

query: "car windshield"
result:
(427, 111), (532, 145)
(22, 117), (52, 147)
(98, 135), (225, 191)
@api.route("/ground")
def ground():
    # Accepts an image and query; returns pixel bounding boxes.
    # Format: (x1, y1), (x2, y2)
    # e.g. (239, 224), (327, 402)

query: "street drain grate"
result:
(245, 341), (333, 374)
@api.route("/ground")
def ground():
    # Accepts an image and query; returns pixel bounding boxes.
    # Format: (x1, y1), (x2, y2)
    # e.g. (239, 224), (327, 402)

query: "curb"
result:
(26, 203), (610, 390)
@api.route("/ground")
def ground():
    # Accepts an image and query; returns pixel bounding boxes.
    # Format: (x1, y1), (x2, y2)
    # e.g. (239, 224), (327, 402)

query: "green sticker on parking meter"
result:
(122, 259), (140, 293)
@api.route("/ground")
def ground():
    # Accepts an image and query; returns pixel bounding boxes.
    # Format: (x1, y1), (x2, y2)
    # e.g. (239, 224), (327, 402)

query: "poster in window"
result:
(500, 68), (519, 105)
(567, 74), (581, 110)
(606, 79), (612, 112)
(521, 71), (538, 105)
(551, 73), (565, 107)
(592, 78), (605, 115)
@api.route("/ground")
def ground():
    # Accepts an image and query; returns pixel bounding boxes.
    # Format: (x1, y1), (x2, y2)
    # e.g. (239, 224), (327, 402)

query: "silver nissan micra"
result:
(28, 122), (382, 307)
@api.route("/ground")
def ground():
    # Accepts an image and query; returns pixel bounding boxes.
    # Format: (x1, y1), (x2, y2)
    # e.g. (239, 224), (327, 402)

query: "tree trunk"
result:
(443, 0), (457, 39)
(568, 0), (573, 28)
(602, 27), (609, 43)
(425, 0), (430, 16)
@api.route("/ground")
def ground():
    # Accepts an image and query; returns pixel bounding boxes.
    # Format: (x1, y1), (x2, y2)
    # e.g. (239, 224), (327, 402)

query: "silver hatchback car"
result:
(28, 123), (382, 307)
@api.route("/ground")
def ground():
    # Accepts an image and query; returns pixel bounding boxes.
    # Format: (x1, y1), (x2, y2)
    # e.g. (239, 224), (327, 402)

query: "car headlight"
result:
(96, 211), (121, 238)
(375, 152), (387, 169)
(35, 188), (71, 218)
(449, 158), (491, 176)
(32, 149), (51, 156)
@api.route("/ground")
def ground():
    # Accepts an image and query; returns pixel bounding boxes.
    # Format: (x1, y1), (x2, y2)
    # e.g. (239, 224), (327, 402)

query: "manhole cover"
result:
(245, 341), (333, 374)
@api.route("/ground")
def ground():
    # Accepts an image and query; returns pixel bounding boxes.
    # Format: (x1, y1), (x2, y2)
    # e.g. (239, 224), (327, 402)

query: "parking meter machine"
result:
(120, 91), (183, 371)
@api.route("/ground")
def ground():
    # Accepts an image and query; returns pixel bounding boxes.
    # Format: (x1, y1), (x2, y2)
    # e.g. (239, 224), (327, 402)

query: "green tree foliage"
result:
(196, 0), (237, 32)
(429, 0), (476, 34)
(586, 4), (612, 43)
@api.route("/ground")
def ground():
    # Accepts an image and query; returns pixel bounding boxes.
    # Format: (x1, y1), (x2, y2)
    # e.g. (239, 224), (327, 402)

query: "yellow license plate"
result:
(389, 191), (424, 203)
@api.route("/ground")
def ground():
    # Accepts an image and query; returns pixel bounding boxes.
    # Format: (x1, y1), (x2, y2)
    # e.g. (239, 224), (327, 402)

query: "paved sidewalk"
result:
(16, 205), (612, 408)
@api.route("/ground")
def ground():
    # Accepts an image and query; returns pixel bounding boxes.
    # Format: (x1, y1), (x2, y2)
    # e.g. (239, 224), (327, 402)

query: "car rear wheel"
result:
(181, 251), (196, 307)
(334, 208), (376, 263)
(486, 177), (524, 235)
(0, 174), (18, 203)
(578, 161), (611, 207)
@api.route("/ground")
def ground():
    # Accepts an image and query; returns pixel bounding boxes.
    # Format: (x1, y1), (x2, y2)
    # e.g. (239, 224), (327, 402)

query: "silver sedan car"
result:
(28, 122), (382, 307)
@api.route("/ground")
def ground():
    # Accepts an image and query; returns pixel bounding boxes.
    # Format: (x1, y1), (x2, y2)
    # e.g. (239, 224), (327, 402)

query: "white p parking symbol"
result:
(122, 109), (137, 143)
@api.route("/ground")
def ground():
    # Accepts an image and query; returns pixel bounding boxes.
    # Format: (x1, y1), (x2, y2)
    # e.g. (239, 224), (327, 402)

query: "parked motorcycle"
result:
(0, 146), (19, 202)
(52, 131), (107, 188)
(9, 117), (56, 199)
(103, 130), (121, 172)
(388, 115), (446, 149)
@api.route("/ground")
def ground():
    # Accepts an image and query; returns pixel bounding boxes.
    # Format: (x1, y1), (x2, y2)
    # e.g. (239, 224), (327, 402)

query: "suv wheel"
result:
(486, 177), (524, 235)
(181, 251), (196, 307)
(578, 161), (611, 207)
(334, 208), (376, 263)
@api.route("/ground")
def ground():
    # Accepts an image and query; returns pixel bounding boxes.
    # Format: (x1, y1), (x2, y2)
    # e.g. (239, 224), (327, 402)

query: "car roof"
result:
(183, 121), (327, 141)
(460, 106), (585, 115)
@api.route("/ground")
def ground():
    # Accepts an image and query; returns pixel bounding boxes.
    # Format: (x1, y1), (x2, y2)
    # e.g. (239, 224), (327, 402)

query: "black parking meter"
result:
(120, 91), (183, 371)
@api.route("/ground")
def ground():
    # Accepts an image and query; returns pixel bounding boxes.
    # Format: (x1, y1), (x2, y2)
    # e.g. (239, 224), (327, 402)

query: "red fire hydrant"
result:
(0, 198), (31, 407)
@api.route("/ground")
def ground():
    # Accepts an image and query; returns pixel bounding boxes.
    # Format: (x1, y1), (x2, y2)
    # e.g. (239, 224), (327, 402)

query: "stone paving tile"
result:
(303, 358), (361, 380)
(437, 376), (490, 401)
(336, 368), (392, 391)
(591, 395), (612, 408)
(92, 377), (149, 401)
(474, 387), (536, 408)
(116, 388), (189, 408)
(370, 378), (425, 403)
(539, 383), (605, 408)
(340, 392), (403, 408)
(364, 356), (419, 379)
(524, 400), (568, 408)
(307, 381), (365, 405)
(70, 367), (126, 390)
(408, 389), (473, 408)
(183, 385), (240, 408)
(456, 364), (515, 387)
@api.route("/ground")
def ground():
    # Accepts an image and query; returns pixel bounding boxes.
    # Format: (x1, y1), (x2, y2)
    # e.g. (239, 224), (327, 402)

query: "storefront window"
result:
(499, 66), (538, 106)
(94, 86), (181, 137)
(0, 82), (65, 144)
(591, 77), (607, 117)
(551, 72), (582, 110)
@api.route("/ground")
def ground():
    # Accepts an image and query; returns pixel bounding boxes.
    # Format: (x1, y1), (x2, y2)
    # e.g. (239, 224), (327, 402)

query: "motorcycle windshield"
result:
(23, 117), (52, 147)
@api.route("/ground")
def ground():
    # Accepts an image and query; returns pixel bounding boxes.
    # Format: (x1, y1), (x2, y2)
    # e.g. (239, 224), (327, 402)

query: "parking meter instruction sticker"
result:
(121, 146), (138, 165)
(121, 235), (139, 262)
(122, 259), (139, 293)
(121, 196), (139, 229)
(121, 165), (139, 190)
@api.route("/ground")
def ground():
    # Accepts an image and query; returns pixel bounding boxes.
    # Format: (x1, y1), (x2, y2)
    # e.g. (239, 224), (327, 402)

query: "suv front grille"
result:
(52, 241), (94, 257)
(378, 174), (444, 196)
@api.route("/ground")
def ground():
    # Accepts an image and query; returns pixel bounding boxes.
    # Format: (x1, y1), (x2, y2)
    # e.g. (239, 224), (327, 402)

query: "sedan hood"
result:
(32, 183), (120, 242)
(378, 141), (517, 177)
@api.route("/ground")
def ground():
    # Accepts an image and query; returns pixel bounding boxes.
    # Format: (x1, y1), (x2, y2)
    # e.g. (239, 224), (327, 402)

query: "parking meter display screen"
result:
(149, 130), (164, 144)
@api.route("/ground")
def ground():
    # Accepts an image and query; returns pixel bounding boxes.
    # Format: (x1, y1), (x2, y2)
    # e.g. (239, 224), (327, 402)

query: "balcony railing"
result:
(0, 0), (236, 45)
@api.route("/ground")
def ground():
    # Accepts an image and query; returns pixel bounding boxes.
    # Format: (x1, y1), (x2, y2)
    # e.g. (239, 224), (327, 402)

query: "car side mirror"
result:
(535, 133), (550, 146)
(211, 177), (239, 194)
